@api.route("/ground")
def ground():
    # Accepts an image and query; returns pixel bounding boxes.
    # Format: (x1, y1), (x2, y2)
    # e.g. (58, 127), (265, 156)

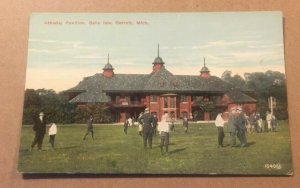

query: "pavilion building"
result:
(65, 47), (256, 122)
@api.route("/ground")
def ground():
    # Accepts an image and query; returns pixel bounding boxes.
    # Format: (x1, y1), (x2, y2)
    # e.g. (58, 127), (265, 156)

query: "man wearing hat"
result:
(138, 108), (154, 149)
(235, 107), (247, 147)
(30, 112), (47, 151)
(228, 107), (237, 147)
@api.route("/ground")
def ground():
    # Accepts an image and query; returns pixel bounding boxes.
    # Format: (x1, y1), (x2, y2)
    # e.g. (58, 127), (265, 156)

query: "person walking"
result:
(215, 112), (225, 147)
(158, 113), (170, 155)
(138, 108), (154, 149)
(30, 112), (47, 151)
(83, 115), (94, 140)
(124, 117), (129, 135)
(48, 123), (57, 150)
(182, 115), (189, 133)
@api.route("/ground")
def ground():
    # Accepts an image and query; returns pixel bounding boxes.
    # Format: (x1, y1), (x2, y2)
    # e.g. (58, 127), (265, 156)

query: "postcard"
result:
(18, 12), (293, 175)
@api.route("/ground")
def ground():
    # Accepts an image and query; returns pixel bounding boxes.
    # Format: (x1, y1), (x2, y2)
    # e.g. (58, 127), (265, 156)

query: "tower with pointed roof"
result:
(103, 54), (114, 78)
(152, 44), (165, 73)
(200, 57), (210, 78)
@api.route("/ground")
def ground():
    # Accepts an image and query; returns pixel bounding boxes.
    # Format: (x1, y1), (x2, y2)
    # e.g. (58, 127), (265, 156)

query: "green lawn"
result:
(18, 121), (293, 175)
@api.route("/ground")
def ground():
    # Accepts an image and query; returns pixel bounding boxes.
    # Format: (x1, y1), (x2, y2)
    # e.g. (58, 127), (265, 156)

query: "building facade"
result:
(65, 49), (256, 122)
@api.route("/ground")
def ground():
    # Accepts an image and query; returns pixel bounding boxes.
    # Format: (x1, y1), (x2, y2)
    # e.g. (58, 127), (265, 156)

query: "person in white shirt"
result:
(158, 113), (170, 154)
(128, 117), (132, 127)
(215, 112), (225, 147)
(266, 111), (272, 132)
(48, 123), (57, 150)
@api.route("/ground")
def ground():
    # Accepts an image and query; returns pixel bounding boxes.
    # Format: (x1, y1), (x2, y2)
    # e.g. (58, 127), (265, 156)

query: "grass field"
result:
(18, 121), (293, 175)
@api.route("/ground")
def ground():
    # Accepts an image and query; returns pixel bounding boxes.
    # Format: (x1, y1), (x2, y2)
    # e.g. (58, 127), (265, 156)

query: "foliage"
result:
(22, 89), (112, 124)
(222, 70), (288, 120)
(195, 96), (216, 112)
(222, 70), (246, 86)
(74, 104), (113, 123)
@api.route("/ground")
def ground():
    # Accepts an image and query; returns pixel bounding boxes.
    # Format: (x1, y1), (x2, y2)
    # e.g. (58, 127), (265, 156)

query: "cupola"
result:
(200, 57), (210, 78)
(103, 54), (114, 78)
(152, 44), (165, 73)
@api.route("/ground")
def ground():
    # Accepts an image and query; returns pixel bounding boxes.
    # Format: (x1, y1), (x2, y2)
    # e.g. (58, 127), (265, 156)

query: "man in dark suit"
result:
(30, 112), (46, 151)
(138, 108), (154, 149)
(235, 108), (247, 147)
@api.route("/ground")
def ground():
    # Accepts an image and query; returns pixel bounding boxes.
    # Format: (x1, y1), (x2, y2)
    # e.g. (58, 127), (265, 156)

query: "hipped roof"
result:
(65, 66), (255, 103)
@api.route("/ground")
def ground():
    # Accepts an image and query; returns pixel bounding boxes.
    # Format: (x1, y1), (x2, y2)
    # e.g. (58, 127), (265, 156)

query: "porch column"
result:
(204, 112), (210, 121)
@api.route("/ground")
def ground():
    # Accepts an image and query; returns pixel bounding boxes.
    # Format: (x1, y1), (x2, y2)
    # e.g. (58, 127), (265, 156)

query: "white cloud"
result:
(73, 54), (105, 59)
(192, 40), (259, 49)
(28, 48), (70, 54)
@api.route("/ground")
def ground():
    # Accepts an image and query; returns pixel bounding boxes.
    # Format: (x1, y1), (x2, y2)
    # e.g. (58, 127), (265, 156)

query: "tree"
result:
(221, 70), (245, 86)
(244, 70), (288, 120)
(74, 104), (112, 123)
(221, 70), (288, 120)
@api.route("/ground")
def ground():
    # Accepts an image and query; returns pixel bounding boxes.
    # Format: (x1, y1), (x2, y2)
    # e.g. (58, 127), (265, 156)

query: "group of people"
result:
(136, 108), (190, 154)
(247, 111), (277, 133)
(214, 108), (278, 148)
(30, 108), (278, 152)
(29, 106), (188, 154)
(30, 112), (57, 152)
(214, 107), (248, 148)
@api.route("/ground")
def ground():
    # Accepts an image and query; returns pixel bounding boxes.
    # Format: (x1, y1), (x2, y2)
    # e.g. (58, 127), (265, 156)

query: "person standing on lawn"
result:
(235, 107), (247, 147)
(138, 108), (154, 149)
(158, 113), (170, 155)
(124, 116), (129, 135)
(83, 115), (94, 140)
(30, 112), (47, 151)
(182, 115), (189, 133)
(271, 114), (277, 132)
(152, 114), (158, 136)
(266, 111), (272, 132)
(228, 108), (237, 147)
(215, 112), (225, 147)
(48, 123), (57, 150)
(137, 112), (143, 136)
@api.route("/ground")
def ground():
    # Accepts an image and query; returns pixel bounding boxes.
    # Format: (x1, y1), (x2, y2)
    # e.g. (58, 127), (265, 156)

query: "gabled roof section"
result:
(144, 66), (185, 91)
(66, 74), (111, 103)
(226, 89), (257, 103)
(102, 74), (150, 91)
(176, 75), (235, 92)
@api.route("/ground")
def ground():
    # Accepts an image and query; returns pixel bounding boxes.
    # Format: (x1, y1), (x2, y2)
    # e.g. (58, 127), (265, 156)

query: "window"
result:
(170, 97), (175, 108)
(150, 95), (157, 102)
(163, 97), (168, 108)
(181, 95), (188, 102)
(115, 96), (120, 103)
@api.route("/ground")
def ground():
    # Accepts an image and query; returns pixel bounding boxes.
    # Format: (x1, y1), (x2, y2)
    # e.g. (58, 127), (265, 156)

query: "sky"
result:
(26, 12), (285, 92)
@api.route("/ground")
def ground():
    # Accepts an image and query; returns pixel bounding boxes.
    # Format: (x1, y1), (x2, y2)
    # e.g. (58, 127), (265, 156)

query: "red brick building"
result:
(66, 49), (256, 122)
